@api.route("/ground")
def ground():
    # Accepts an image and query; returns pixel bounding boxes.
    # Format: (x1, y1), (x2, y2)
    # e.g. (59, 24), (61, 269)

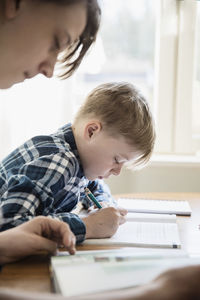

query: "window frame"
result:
(155, 0), (199, 155)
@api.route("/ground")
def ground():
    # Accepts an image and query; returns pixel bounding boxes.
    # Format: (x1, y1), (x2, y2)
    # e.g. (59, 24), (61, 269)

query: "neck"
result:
(71, 121), (86, 165)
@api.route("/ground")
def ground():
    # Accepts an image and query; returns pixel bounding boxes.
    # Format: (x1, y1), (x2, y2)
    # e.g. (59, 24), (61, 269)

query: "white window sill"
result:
(149, 154), (200, 167)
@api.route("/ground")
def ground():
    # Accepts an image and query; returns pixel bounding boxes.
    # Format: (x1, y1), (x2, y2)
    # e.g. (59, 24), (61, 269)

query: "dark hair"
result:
(54, 0), (101, 78)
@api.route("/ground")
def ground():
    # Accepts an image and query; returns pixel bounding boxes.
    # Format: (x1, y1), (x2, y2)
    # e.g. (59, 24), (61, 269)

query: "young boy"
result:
(0, 82), (155, 244)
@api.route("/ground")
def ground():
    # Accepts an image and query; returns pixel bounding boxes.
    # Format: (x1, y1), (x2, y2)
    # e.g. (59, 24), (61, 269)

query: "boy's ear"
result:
(85, 121), (102, 140)
(4, 0), (20, 20)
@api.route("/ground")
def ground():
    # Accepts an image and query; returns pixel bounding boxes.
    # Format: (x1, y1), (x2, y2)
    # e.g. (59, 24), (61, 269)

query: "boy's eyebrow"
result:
(118, 154), (129, 162)
(119, 152), (138, 162)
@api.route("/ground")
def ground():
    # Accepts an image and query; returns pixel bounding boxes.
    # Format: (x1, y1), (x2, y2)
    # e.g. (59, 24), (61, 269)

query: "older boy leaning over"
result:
(0, 82), (155, 244)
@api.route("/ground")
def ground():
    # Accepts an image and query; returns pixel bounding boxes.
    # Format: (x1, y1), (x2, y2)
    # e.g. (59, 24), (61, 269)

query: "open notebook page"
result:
(83, 220), (181, 248)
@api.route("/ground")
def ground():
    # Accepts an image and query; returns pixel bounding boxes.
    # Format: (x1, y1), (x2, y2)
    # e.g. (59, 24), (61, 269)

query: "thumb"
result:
(119, 215), (126, 225)
(118, 207), (128, 216)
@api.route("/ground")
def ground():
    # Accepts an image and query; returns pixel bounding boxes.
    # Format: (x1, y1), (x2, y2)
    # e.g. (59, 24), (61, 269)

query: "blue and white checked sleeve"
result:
(0, 152), (86, 243)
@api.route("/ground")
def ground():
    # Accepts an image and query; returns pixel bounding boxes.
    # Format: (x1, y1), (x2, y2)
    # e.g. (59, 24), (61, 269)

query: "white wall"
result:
(105, 165), (200, 194)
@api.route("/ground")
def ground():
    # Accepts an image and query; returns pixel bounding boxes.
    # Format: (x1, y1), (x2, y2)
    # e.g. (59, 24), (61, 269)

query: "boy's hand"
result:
(81, 207), (127, 239)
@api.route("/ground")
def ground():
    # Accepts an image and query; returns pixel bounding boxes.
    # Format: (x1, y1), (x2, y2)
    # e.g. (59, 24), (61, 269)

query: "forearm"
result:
(0, 284), (169, 300)
(0, 289), (66, 300)
(0, 230), (25, 265)
(0, 285), (155, 300)
(73, 278), (200, 300)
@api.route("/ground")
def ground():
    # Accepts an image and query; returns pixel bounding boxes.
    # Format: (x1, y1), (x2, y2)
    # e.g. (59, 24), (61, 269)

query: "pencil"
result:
(85, 187), (102, 209)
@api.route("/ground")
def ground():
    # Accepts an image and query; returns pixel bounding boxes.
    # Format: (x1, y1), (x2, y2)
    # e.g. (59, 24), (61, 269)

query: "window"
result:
(0, 76), (70, 158)
(73, 0), (157, 115)
(192, 2), (200, 145)
(156, 0), (200, 155)
(174, 0), (200, 154)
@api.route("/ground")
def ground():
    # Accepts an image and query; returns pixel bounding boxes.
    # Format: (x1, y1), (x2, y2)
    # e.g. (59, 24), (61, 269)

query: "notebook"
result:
(83, 213), (181, 249)
(117, 198), (192, 216)
(51, 248), (196, 297)
(126, 212), (176, 222)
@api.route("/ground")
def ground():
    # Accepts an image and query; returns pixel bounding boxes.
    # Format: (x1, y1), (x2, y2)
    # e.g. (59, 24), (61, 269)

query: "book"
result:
(51, 248), (196, 297)
(83, 214), (181, 248)
(117, 198), (192, 216)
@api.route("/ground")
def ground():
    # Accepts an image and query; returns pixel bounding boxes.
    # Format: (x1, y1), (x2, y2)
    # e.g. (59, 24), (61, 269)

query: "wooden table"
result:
(0, 193), (200, 294)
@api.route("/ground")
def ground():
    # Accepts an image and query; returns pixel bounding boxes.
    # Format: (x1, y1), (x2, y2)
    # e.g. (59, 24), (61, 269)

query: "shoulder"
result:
(25, 123), (74, 159)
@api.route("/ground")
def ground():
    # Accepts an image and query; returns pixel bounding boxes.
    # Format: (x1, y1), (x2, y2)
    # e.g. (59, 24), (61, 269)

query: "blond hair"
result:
(76, 82), (156, 169)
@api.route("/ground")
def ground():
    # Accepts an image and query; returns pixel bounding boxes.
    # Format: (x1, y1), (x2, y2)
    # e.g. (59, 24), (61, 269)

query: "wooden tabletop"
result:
(0, 193), (200, 294)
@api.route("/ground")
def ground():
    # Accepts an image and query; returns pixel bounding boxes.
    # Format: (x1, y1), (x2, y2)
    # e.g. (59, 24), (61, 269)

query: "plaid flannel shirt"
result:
(0, 123), (114, 243)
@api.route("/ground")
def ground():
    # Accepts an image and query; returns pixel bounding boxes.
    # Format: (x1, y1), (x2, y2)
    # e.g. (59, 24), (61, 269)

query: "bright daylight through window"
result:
(0, 0), (199, 161)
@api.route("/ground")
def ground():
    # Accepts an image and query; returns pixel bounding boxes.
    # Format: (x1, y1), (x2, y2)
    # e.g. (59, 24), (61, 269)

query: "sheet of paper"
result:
(118, 198), (192, 215)
(83, 221), (181, 248)
(126, 212), (176, 223)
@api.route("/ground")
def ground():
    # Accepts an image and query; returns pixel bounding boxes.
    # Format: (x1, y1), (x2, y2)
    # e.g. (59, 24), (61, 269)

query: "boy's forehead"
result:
(114, 142), (140, 161)
(118, 151), (140, 162)
(108, 135), (130, 147)
(104, 133), (141, 159)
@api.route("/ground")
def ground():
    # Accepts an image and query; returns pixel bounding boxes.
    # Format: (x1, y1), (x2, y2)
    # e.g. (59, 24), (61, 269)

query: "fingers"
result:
(26, 217), (76, 255)
(58, 223), (76, 255)
(112, 207), (128, 225)
(119, 215), (126, 225)
(98, 202), (109, 208)
(88, 205), (97, 212)
(117, 207), (128, 216)
(45, 218), (76, 255)
(97, 207), (127, 225)
(88, 202), (109, 211)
